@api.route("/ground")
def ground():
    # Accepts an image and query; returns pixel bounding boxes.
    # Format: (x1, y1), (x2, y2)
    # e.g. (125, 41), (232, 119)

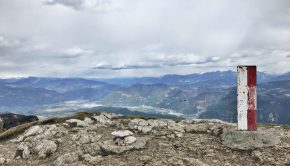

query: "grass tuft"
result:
(0, 121), (38, 141)
(0, 112), (98, 141)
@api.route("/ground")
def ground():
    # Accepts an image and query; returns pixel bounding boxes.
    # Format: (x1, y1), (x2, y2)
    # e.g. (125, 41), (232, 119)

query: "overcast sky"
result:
(0, 0), (290, 78)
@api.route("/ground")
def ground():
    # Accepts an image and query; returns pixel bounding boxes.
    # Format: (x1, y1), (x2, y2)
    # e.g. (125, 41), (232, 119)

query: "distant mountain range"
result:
(200, 79), (290, 124)
(96, 70), (277, 87)
(0, 70), (289, 124)
(0, 77), (117, 107)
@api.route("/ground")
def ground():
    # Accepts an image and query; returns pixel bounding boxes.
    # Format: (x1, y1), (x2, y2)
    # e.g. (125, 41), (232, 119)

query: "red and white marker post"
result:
(237, 66), (257, 131)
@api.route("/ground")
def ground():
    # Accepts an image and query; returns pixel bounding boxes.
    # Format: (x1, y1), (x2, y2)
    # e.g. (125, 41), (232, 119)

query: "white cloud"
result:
(0, 36), (20, 47)
(0, 0), (290, 78)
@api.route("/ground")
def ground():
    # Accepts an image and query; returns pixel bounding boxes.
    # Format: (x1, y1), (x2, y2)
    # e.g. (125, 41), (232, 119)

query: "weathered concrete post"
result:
(237, 66), (257, 131)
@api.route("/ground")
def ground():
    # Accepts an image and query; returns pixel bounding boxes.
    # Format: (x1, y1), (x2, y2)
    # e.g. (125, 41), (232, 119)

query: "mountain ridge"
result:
(0, 70), (289, 125)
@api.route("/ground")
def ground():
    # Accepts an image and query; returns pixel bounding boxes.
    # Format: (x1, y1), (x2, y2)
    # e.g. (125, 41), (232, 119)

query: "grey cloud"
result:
(43, 0), (113, 11)
(92, 57), (221, 71)
(55, 54), (81, 59)
(44, 0), (83, 9)
(165, 62), (197, 67)
(93, 64), (161, 70)
(194, 57), (221, 65)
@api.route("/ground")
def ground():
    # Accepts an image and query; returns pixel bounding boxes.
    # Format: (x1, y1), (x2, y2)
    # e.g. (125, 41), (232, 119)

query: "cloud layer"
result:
(44, 0), (115, 12)
(0, 0), (290, 78)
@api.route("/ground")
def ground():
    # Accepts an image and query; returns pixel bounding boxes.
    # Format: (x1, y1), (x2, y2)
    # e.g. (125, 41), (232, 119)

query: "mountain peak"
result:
(0, 112), (289, 165)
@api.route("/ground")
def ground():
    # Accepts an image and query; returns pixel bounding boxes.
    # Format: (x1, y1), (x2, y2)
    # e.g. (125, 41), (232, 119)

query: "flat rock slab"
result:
(222, 128), (281, 150)
(111, 130), (133, 138)
(100, 138), (146, 155)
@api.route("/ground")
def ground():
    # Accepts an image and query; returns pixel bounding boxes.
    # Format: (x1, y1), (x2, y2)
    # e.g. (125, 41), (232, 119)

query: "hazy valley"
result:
(0, 71), (290, 124)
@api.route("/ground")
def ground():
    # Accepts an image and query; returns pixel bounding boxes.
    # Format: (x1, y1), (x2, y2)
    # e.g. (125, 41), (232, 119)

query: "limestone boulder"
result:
(222, 128), (281, 150)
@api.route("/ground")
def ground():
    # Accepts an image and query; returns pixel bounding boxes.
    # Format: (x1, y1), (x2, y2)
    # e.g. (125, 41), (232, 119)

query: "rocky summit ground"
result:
(0, 112), (290, 166)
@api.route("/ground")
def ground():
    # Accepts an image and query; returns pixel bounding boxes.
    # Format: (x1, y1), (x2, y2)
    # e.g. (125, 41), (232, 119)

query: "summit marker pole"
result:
(237, 66), (257, 131)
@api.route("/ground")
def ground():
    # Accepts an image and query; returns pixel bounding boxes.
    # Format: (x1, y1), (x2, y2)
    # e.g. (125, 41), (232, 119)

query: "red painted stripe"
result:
(247, 66), (256, 87)
(247, 66), (257, 131)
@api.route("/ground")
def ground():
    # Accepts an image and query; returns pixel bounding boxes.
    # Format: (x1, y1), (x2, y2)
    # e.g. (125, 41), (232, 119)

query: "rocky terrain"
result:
(0, 112), (289, 166)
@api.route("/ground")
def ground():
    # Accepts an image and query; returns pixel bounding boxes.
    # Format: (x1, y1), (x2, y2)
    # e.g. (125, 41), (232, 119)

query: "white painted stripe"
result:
(237, 66), (248, 130)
